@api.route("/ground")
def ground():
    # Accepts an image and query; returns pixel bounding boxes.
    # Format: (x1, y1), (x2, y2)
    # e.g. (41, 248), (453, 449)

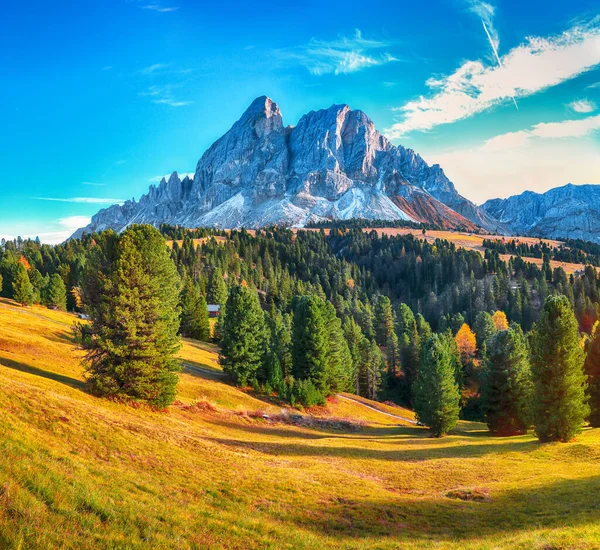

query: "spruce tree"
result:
(208, 268), (228, 306)
(397, 303), (420, 398)
(321, 300), (354, 394)
(179, 277), (210, 341)
(220, 285), (267, 386)
(413, 334), (461, 437)
(373, 295), (394, 346)
(12, 263), (33, 306)
(531, 295), (589, 442)
(481, 328), (532, 435)
(82, 225), (182, 407)
(473, 311), (497, 351)
(47, 273), (67, 310)
(343, 318), (364, 394)
(264, 309), (292, 391)
(585, 321), (600, 427)
(362, 338), (384, 400)
(196, 294), (211, 341)
(291, 295), (329, 393)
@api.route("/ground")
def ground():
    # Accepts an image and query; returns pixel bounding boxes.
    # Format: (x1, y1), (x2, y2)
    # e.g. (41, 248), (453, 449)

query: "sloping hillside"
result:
(1, 299), (600, 549)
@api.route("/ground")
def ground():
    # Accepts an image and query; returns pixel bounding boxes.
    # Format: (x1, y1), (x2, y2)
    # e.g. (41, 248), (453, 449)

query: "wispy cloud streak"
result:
(276, 29), (398, 76)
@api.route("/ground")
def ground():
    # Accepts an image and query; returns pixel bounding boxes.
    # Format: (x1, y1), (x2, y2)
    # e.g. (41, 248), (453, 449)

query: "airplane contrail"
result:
(482, 20), (519, 110)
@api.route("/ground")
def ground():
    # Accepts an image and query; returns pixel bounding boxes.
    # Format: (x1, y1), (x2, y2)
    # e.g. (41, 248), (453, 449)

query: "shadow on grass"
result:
(42, 330), (77, 345)
(204, 418), (335, 440)
(206, 434), (541, 462)
(181, 360), (228, 380)
(205, 417), (431, 440)
(0, 357), (85, 390)
(181, 337), (220, 354)
(284, 475), (600, 543)
(206, 434), (539, 462)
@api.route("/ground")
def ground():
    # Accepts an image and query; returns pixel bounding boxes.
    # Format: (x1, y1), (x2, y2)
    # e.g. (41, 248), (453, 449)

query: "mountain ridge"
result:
(72, 96), (506, 238)
(481, 183), (600, 243)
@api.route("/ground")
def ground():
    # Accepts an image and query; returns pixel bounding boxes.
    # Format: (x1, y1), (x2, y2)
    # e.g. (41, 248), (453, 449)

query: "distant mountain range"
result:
(72, 96), (505, 239)
(482, 184), (600, 244)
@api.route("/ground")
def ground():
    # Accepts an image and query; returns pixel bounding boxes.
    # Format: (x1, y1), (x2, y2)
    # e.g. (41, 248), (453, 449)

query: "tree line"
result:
(2, 225), (600, 442)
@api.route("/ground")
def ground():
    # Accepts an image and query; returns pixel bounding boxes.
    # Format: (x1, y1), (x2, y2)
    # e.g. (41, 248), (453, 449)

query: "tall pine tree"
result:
(180, 277), (210, 341)
(291, 295), (329, 394)
(82, 225), (181, 407)
(47, 273), (67, 311)
(531, 295), (589, 442)
(585, 321), (600, 427)
(12, 262), (33, 307)
(413, 334), (461, 437)
(481, 328), (532, 435)
(220, 285), (267, 386)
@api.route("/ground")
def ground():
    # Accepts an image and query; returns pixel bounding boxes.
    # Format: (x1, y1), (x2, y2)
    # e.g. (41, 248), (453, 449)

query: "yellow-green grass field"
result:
(1, 297), (600, 549)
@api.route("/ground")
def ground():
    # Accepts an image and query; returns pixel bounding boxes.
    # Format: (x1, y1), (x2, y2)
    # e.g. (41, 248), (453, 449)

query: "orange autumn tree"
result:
(455, 323), (477, 365)
(492, 310), (509, 331)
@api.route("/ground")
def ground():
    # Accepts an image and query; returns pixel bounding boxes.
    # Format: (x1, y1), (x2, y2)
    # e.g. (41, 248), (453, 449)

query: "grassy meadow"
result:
(1, 297), (600, 549)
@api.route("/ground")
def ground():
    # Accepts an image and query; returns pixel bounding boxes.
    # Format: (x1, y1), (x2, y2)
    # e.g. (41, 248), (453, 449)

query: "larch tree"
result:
(481, 328), (533, 435)
(492, 310), (509, 331)
(220, 285), (267, 387)
(531, 295), (589, 442)
(82, 225), (182, 407)
(455, 323), (477, 366)
(413, 334), (461, 437)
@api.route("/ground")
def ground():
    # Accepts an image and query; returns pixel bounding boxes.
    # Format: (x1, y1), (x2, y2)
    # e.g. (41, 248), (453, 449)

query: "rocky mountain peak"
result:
(71, 97), (505, 239)
(237, 96), (283, 138)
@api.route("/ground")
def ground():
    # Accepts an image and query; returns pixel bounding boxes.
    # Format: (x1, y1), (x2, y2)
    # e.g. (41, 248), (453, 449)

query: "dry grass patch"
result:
(1, 298), (600, 549)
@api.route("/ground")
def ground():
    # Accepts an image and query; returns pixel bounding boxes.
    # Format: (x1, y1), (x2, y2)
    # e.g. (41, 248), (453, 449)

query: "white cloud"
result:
(33, 197), (125, 205)
(587, 81), (600, 89)
(140, 63), (169, 75)
(82, 181), (106, 187)
(422, 114), (600, 203)
(385, 18), (600, 138)
(0, 216), (92, 245)
(482, 114), (600, 151)
(57, 216), (92, 231)
(139, 85), (192, 107)
(569, 98), (597, 113)
(278, 29), (398, 76)
(152, 98), (192, 107)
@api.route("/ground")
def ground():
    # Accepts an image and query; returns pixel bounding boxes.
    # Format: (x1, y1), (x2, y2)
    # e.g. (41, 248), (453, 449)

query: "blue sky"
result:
(1, 0), (599, 242)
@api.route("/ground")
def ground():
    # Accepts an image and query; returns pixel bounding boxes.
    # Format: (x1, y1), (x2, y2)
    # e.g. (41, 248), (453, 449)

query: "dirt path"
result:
(336, 394), (418, 425)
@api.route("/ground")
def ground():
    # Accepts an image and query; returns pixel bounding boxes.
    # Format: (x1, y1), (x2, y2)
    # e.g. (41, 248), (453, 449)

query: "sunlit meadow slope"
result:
(1, 298), (599, 549)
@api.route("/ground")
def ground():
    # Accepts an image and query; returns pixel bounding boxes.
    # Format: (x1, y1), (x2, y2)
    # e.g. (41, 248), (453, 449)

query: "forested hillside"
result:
(2, 226), (599, 429)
